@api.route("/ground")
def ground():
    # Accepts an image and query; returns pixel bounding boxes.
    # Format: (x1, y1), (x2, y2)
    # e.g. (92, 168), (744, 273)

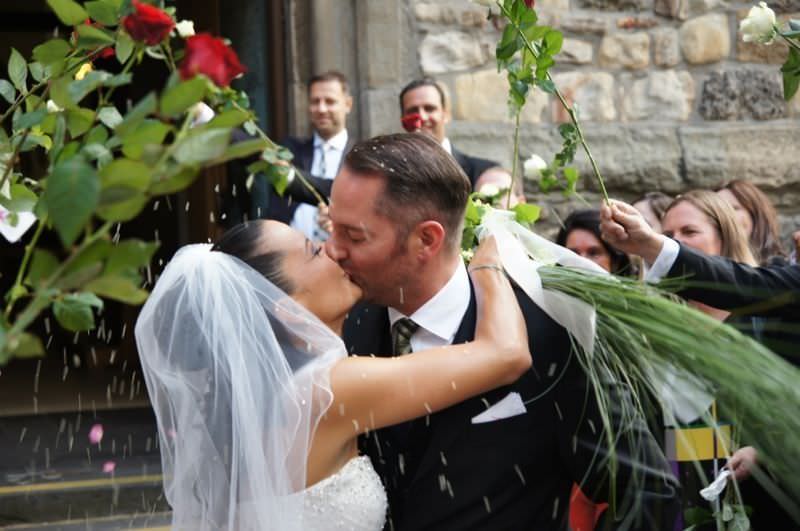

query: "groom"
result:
(326, 133), (679, 530)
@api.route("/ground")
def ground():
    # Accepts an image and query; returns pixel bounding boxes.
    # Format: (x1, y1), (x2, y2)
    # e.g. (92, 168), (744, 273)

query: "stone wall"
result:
(288, 0), (800, 243)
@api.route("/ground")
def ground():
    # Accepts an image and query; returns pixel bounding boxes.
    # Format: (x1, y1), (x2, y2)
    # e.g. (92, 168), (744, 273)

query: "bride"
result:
(135, 219), (530, 530)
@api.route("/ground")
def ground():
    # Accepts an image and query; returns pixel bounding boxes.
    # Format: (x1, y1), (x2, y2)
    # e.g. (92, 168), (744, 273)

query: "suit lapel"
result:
(299, 137), (315, 172)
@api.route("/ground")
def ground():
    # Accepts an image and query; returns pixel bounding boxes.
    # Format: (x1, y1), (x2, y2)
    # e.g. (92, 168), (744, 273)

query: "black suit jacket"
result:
(344, 283), (679, 531)
(451, 146), (498, 189)
(668, 243), (800, 362)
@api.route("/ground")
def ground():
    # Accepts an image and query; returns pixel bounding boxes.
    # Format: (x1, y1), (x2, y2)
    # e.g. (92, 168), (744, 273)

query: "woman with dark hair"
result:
(556, 209), (632, 275)
(135, 220), (530, 531)
(716, 180), (785, 265)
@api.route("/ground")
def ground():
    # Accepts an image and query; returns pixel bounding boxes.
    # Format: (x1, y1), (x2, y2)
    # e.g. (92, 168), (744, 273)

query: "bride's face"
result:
(263, 222), (362, 325)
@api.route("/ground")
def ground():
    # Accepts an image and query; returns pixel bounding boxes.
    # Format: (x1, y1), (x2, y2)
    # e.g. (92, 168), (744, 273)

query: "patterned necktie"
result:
(391, 317), (419, 356)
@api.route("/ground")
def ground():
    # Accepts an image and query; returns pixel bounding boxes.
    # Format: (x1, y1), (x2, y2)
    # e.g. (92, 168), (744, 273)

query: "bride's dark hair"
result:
(211, 220), (295, 294)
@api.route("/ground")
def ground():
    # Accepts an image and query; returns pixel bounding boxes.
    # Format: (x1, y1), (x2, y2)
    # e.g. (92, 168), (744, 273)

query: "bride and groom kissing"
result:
(136, 133), (679, 530)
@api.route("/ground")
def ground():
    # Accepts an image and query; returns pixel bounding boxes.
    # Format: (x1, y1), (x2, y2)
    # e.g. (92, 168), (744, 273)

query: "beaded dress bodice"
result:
(302, 455), (387, 530)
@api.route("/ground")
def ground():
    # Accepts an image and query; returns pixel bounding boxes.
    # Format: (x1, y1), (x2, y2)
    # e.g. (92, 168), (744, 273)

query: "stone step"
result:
(2, 511), (171, 530)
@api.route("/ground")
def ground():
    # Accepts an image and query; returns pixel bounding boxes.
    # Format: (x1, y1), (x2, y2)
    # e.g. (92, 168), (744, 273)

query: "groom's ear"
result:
(412, 220), (446, 261)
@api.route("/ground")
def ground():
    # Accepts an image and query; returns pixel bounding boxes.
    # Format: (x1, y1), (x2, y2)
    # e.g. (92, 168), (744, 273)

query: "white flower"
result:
(175, 20), (195, 38)
(740, 2), (777, 44)
(478, 183), (500, 197)
(46, 99), (63, 113)
(523, 154), (548, 180)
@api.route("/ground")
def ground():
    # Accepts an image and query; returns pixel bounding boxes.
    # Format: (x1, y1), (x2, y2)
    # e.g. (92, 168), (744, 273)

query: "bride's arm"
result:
(325, 236), (531, 437)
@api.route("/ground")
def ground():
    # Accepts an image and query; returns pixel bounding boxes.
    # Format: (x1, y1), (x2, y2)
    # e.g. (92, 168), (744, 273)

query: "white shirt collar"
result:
(441, 137), (453, 155)
(388, 261), (470, 344)
(314, 129), (348, 151)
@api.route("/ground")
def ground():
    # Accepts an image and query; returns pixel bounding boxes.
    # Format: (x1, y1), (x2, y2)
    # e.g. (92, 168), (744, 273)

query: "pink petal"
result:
(102, 460), (116, 473)
(88, 424), (104, 445)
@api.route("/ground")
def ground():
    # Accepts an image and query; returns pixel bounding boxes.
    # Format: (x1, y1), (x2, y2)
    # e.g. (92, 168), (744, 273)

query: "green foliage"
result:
(781, 47), (800, 101)
(46, 0), (89, 26)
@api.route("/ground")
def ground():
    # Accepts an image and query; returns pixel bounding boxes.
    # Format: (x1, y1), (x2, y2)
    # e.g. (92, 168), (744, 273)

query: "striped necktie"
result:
(391, 317), (419, 356)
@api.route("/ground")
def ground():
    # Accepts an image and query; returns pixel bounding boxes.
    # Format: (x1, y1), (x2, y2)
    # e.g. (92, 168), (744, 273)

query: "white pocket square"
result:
(471, 392), (527, 424)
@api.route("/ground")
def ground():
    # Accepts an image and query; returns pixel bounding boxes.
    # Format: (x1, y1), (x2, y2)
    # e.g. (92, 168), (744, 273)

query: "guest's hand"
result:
(599, 200), (665, 265)
(317, 202), (333, 234)
(727, 446), (758, 481)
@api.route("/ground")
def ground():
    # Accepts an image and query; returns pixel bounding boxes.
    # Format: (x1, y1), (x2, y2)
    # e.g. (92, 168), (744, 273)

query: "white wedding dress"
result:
(302, 456), (388, 531)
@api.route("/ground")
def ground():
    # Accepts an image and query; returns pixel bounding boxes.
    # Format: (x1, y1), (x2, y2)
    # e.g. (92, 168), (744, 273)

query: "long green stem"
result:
(230, 101), (327, 206)
(497, 1), (610, 203)
(779, 31), (800, 52)
(4, 221), (114, 340)
(3, 215), (47, 320)
(507, 112), (521, 210)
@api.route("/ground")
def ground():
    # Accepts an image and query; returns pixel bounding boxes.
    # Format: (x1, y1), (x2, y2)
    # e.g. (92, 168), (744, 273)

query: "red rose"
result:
(524, 0), (535, 7)
(179, 33), (246, 87)
(401, 113), (423, 132)
(122, 0), (175, 46)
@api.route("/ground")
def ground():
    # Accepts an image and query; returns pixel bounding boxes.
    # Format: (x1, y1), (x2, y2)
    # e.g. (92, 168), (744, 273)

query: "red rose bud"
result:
(524, 0), (535, 7)
(401, 113), (423, 132)
(179, 33), (246, 87)
(122, 0), (175, 46)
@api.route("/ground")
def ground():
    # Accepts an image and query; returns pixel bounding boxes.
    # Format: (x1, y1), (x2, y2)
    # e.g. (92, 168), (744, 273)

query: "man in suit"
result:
(326, 133), (679, 530)
(599, 199), (800, 362)
(266, 70), (355, 239)
(399, 78), (498, 189)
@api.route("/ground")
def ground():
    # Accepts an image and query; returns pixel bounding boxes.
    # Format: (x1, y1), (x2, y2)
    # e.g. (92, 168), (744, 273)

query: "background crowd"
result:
(218, 70), (799, 531)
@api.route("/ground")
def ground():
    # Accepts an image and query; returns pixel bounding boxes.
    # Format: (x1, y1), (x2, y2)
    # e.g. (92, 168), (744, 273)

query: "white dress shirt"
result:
(387, 261), (471, 352)
(291, 129), (348, 240)
(644, 236), (681, 283)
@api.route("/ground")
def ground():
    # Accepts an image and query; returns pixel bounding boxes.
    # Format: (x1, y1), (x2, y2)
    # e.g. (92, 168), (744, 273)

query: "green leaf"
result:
(83, 142), (112, 165)
(66, 108), (96, 137)
(85, 275), (148, 304)
(0, 183), (38, 212)
(61, 239), (110, 277)
(85, 0), (119, 26)
(781, 48), (800, 100)
(496, 24), (519, 62)
(29, 62), (47, 83)
(47, 0), (89, 25)
(14, 108), (48, 131)
(563, 166), (579, 194)
(8, 332), (45, 359)
(523, 24), (549, 43)
(86, 124), (109, 145)
(99, 158), (151, 190)
(25, 249), (60, 287)
(543, 30), (563, 56)
(41, 157), (100, 246)
(76, 24), (116, 48)
(54, 294), (98, 331)
(120, 119), (171, 159)
(173, 128), (231, 165)
(264, 164), (292, 196)
(96, 188), (148, 221)
(33, 39), (71, 66)
(535, 78), (556, 94)
(8, 48), (27, 93)
(160, 77), (207, 118)
(207, 108), (250, 128)
(115, 31), (134, 64)
(97, 106), (123, 129)
(0, 80), (16, 104)
(214, 138), (269, 164)
(68, 70), (111, 104)
(512, 203), (540, 224)
(105, 239), (158, 275)
(50, 76), (77, 110)
(115, 92), (157, 137)
(149, 165), (198, 195)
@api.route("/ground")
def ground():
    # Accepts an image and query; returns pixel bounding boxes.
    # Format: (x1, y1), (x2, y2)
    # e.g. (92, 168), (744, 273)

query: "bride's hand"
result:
(468, 237), (530, 373)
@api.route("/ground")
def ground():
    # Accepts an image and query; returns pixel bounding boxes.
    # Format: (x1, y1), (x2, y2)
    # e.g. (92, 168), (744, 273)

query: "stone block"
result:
(599, 32), (650, 69)
(698, 69), (787, 121)
(360, 87), (403, 138)
(560, 39), (594, 64)
(622, 71), (695, 121)
(562, 15), (609, 35)
(537, 0), (571, 10)
(679, 122), (800, 189)
(652, 27), (681, 67)
(679, 13), (730, 64)
(580, 0), (645, 10)
(654, 0), (721, 19)
(414, 3), (457, 24)
(419, 31), (488, 74)
(551, 72), (617, 122)
(453, 68), (549, 123)
(358, 0), (402, 89)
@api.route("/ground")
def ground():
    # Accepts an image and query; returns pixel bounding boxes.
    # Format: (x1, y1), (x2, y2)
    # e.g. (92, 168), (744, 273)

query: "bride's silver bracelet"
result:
(468, 264), (505, 275)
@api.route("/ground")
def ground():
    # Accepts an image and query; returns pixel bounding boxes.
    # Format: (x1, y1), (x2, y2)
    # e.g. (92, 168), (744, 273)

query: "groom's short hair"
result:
(343, 133), (470, 250)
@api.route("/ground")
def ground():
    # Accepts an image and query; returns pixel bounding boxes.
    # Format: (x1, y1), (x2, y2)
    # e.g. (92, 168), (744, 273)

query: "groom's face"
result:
(326, 167), (416, 306)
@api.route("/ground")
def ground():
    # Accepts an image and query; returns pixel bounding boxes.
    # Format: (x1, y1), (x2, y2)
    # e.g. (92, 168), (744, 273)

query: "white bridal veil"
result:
(135, 244), (346, 530)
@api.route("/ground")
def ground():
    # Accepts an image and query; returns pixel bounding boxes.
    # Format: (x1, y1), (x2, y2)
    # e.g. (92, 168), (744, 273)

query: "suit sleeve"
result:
(284, 170), (333, 205)
(669, 244), (800, 316)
